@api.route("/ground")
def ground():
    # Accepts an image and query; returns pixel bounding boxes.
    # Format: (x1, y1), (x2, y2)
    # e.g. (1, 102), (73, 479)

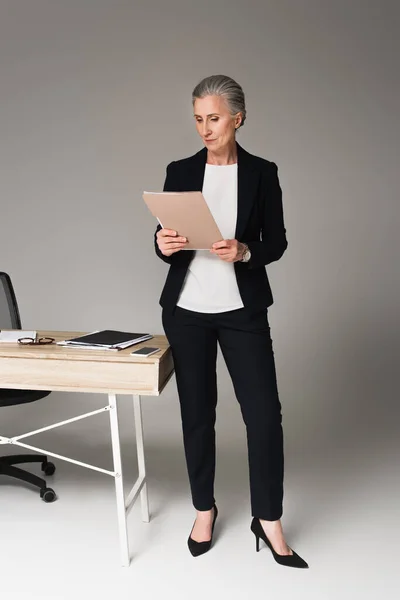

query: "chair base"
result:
(0, 454), (57, 501)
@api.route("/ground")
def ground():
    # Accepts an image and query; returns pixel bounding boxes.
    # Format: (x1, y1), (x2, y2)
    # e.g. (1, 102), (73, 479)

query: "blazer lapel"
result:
(186, 141), (259, 241)
(235, 142), (259, 241)
(184, 146), (207, 192)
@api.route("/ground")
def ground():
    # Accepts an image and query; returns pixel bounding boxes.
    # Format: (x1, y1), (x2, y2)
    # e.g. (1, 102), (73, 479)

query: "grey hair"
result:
(192, 74), (246, 130)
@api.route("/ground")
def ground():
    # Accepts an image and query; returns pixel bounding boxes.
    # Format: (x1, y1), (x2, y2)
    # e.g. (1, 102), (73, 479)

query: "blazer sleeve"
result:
(153, 161), (186, 265)
(245, 162), (288, 269)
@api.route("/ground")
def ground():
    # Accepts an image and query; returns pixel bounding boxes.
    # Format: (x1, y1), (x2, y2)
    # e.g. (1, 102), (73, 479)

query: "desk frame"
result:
(0, 392), (147, 566)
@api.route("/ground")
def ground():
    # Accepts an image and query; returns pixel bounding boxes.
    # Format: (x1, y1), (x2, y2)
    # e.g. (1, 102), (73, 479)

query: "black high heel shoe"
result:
(187, 504), (218, 557)
(251, 517), (309, 568)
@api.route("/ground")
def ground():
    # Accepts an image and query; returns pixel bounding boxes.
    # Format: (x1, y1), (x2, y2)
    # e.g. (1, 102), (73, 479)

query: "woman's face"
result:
(193, 95), (241, 152)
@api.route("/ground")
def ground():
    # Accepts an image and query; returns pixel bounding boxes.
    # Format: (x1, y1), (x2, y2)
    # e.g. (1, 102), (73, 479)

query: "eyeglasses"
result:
(18, 336), (55, 345)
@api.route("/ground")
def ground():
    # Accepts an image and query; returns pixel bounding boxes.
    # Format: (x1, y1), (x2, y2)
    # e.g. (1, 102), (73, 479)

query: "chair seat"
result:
(0, 388), (51, 407)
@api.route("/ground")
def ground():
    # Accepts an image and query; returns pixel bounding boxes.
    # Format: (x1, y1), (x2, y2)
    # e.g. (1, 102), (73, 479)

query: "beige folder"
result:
(143, 191), (224, 250)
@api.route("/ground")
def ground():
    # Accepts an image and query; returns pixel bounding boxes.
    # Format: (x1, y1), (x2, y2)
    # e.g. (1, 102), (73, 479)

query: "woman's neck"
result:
(206, 140), (237, 165)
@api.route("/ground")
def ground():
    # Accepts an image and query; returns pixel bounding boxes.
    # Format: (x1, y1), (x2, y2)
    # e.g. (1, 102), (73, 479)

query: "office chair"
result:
(0, 271), (56, 502)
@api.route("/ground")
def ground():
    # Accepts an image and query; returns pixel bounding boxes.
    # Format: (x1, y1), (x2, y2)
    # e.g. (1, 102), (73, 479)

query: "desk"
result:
(0, 331), (174, 566)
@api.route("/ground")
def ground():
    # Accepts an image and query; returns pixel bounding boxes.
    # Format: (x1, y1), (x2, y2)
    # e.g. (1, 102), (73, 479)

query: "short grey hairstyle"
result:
(192, 74), (247, 130)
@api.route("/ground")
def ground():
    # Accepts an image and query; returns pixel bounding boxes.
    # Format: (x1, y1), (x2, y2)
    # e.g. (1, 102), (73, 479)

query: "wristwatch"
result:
(240, 243), (251, 263)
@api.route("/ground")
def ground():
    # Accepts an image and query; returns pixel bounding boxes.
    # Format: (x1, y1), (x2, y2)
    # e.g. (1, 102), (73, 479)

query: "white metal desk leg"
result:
(133, 394), (150, 522)
(108, 393), (130, 567)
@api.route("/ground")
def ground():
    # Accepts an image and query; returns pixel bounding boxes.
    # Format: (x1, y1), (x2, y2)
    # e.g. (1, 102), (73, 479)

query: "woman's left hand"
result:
(210, 239), (246, 262)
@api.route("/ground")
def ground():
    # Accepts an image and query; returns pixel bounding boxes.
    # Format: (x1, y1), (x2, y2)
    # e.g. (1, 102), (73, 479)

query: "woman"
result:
(154, 75), (308, 568)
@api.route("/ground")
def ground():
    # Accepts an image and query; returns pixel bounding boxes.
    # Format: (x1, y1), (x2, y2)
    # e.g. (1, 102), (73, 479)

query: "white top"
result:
(176, 163), (244, 313)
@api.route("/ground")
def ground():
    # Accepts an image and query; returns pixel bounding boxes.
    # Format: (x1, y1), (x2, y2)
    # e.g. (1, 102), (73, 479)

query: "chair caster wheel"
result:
(41, 461), (56, 476)
(40, 487), (57, 503)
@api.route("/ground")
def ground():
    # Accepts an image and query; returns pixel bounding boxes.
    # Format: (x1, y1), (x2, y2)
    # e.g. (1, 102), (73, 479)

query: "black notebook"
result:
(60, 330), (152, 348)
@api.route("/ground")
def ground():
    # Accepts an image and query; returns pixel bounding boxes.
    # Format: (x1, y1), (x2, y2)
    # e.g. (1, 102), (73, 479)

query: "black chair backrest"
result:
(0, 273), (52, 405)
(0, 272), (22, 330)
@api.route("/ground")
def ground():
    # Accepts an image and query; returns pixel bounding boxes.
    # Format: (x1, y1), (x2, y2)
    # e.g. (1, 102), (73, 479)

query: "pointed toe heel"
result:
(187, 504), (218, 557)
(251, 517), (309, 569)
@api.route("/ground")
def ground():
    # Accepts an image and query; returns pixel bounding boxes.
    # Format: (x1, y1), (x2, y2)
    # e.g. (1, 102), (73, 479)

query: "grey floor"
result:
(0, 385), (398, 600)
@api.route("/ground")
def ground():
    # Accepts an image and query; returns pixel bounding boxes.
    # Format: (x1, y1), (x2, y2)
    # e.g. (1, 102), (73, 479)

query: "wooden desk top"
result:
(0, 331), (168, 362)
(0, 331), (174, 396)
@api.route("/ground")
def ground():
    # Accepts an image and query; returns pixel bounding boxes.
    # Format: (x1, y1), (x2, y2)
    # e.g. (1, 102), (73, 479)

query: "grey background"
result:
(0, 1), (399, 598)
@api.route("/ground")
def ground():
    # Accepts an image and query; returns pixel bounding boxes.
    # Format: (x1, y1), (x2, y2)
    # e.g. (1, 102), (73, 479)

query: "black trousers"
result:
(162, 305), (284, 521)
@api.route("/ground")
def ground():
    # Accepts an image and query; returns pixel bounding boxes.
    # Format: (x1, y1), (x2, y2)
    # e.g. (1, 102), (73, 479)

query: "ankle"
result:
(259, 518), (280, 524)
(196, 507), (214, 520)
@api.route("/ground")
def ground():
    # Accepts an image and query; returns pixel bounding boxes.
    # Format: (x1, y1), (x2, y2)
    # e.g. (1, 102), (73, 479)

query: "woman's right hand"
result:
(156, 228), (188, 256)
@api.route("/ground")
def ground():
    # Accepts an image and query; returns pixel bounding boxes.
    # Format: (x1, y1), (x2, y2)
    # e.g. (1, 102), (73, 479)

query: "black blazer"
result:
(154, 141), (288, 313)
